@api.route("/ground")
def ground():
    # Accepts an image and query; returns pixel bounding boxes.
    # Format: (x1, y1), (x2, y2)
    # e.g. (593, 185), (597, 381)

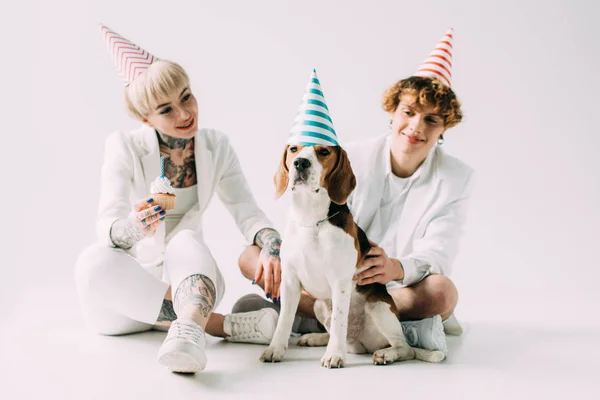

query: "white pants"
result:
(74, 229), (225, 335)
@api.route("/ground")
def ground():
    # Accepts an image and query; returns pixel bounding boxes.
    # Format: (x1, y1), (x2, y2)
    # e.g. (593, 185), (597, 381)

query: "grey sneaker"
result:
(232, 293), (325, 334)
(157, 318), (207, 373)
(232, 293), (279, 314)
(401, 315), (448, 355)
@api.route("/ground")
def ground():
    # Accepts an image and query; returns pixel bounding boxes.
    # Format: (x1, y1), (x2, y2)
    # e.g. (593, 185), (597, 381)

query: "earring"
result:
(389, 119), (393, 129)
(437, 134), (445, 145)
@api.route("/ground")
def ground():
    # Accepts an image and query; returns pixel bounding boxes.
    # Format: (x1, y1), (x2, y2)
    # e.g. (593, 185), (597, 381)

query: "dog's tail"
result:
(413, 348), (446, 363)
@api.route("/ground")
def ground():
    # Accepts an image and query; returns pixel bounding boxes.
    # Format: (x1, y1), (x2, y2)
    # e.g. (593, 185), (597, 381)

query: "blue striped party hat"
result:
(287, 69), (339, 147)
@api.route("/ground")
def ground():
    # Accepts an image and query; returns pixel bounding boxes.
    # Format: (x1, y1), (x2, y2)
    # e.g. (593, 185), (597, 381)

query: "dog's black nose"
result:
(294, 158), (311, 171)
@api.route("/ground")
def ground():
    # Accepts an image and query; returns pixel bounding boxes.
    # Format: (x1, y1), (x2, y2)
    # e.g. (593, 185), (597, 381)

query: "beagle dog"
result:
(259, 144), (445, 368)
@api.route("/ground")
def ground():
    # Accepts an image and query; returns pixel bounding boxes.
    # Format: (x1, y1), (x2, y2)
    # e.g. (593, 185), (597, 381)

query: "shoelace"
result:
(168, 321), (204, 344)
(230, 315), (262, 339)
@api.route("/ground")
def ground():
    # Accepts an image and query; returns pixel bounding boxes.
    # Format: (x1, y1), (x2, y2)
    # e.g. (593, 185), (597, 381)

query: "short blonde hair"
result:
(382, 76), (463, 128)
(124, 60), (190, 120)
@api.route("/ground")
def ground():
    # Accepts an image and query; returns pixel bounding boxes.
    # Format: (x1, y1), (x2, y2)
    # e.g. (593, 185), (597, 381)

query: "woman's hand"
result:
(253, 228), (282, 302)
(110, 197), (166, 249)
(129, 197), (166, 237)
(353, 241), (404, 285)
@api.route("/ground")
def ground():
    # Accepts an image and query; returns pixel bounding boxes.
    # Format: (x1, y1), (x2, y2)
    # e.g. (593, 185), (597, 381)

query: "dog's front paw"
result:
(260, 346), (287, 363)
(373, 348), (394, 365)
(320, 349), (346, 368)
(373, 346), (415, 365)
(298, 333), (329, 347)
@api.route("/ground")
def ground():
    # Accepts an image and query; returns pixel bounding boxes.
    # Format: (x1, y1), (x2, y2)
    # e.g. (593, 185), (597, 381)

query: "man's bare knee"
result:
(389, 275), (458, 320)
(388, 287), (417, 317)
(422, 275), (458, 318)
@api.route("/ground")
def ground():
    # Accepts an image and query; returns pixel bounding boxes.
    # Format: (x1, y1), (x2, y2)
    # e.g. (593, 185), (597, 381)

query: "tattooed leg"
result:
(157, 274), (213, 374)
(154, 299), (178, 328)
(173, 274), (217, 328)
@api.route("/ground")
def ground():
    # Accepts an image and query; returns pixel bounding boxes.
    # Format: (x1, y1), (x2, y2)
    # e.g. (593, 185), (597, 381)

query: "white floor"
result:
(3, 284), (600, 400)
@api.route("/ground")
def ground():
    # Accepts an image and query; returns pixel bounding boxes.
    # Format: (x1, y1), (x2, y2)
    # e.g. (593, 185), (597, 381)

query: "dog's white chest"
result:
(282, 223), (358, 299)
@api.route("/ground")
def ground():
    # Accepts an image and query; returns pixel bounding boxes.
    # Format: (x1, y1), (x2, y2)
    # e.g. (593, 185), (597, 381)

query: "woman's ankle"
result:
(178, 305), (210, 328)
(204, 313), (227, 337)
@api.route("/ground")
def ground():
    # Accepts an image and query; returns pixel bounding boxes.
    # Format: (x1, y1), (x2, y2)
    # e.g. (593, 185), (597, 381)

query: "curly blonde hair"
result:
(382, 76), (463, 128)
(124, 60), (190, 120)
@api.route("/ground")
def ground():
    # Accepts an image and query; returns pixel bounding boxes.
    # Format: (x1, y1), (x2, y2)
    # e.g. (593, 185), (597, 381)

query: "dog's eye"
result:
(289, 146), (298, 153)
(318, 148), (330, 156)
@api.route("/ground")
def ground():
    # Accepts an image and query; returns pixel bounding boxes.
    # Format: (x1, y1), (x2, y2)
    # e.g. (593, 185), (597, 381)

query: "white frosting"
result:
(150, 176), (175, 194)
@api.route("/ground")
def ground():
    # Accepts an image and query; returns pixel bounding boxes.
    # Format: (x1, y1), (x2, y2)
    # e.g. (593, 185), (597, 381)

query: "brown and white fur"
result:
(259, 145), (445, 368)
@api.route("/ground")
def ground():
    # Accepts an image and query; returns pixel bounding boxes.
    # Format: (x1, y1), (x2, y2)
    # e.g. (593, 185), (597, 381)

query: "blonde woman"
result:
(75, 25), (281, 374)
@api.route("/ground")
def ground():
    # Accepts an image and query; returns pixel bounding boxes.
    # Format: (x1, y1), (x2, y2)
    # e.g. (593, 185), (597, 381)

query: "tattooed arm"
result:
(253, 228), (283, 300)
(253, 228), (282, 257)
(109, 199), (165, 249)
(110, 217), (144, 249)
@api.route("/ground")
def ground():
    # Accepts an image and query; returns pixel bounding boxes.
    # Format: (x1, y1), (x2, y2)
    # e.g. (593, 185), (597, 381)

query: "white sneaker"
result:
(224, 308), (278, 344)
(157, 318), (207, 373)
(401, 315), (448, 355)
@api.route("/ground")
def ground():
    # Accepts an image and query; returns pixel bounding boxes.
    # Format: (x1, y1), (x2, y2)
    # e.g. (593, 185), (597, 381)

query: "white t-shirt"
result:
(165, 185), (199, 235)
(378, 174), (418, 254)
(374, 137), (422, 255)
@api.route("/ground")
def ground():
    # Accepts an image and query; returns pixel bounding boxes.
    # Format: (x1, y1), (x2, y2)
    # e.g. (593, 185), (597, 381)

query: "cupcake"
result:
(151, 155), (176, 210)
(150, 175), (176, 210)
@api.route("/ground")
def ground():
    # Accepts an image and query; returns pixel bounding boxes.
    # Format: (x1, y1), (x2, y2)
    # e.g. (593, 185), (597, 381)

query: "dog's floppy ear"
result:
(274, 146), (289, 199)
(327, 147), (356, 205)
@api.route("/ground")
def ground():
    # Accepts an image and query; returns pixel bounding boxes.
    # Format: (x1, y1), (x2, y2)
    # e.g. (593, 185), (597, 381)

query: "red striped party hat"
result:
(414, 28), (454, 87)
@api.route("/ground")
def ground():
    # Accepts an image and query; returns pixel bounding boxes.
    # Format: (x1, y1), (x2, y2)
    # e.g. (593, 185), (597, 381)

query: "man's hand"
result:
(353, 241), (404, 285)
